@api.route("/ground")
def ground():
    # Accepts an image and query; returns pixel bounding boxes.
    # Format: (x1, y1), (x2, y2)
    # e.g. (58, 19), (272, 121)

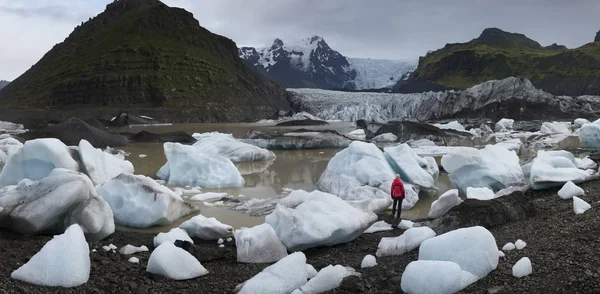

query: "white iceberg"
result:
(235, 252), (310, 294)
(398, 219), (415, 230)
(0, 168), (114, 240)
(129, 257), (140, 263)
(493, 138), (523, 154)
(363, 220), (393, 234)
(0, 137), (23, 165)
(412, 146), (478, 157)
(179, 214), (233, 240)
(361, 255), (377, 268)
(266, 189), (377, 251)
(153, 228), (193, 247)
(512, 257), (532, 278)
(376, 227), (436, 257)
(466, 187), (496, 200)
(419, 226), (498, 280)
(515, 239), (527, 250)
(192, 132), (275, 162)
(119, 244), (149, 255)
(317, 142), (396, 212)
(558, 181), (585, 199)
(299, 265), (359, 294)
(11, 225), (90, 287)
(384, 143), (439, 190)
(0, 138), (79, 187)
(528, 150), (597, 189)
(408, 139), (436, 147)
(579, 119), (600, 148)
(234, 223), (288, 263)
(401, 260), (478, 294)
(346, 129), (366, 141)
(157, 142), (244, 188)
(372, 133), (398, 142)
(540, 121), (571, 135)
(188, 192), (227, 202)
(574, 118), (591, 128)
(495, 118), (514, 132)
(78, 139), (134, 185)
(428, 189), (463, 219)
(433, 120), (466, 132)
(147, 242), (208, 280)
(441, 145), (525, 193)
(0, 120), (27, 135)
(573, 196), (591, 214)
(96, 174), (197, 228)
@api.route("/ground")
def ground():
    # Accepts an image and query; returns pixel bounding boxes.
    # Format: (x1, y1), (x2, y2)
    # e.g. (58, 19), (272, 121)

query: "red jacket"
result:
(391, 178), (405, 199)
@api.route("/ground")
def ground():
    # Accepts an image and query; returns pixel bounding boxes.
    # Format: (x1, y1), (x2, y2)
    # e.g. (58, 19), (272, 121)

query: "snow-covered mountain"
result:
(239, 36), (416, 90)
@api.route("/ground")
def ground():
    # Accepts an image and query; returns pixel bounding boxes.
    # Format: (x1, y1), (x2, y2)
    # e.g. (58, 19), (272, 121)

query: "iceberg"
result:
(363, 220), (393, 234)
(384, 143), (439, 190)
(0, 120), (27, 135)
(493, 138), (523, 154)
(574, 118), (591, 128)
(78, 139), (134, 185)
(428, 189), (462, 218)
(376, 227), (436, 257)
(573, 196), (591, 214)
(234, 223), (288, 263)
(502, 242), (516, 251)
(528, 150), (598, 189)
(346, 129), (366, 141)
(10, 225), (90, 287)
(540, 121), (572, 135)
(146, 242), (208, 280)
(119, 244), (149, 255)
(398, 219), (415, 230)
(441, 145), (525, 193)
(433, 121), (466, 132)
(361, 255), (377, 268)
(495, 118), (514, 132)
(317, 142), (396, 212)
(512, 257), (532, 278)
(0, 169), (114, 240)
(0, 138), (79, 187)
(401, 260), (478, 294)
(157, 142), (244, 188)
(557, 181), (585, 199)
(153, 228), (193, 247)
(96, 174), (197, 228)
(372, 133), (398, 142)
(515, 239), (527, 250)
(235, 252), (310, 294)
(299, 265), (359, 294)
(412, 145), (477, 157)
(0, 137), (23, 165)
(466, 187), (496, 200)
(191, 132), (275, 162)
(579, 119), (600, 148)
(179, 214), (233, 240)
(265, 189), (377, 251)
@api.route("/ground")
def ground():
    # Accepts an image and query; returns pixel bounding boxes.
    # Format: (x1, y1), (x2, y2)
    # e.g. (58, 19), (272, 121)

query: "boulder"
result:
(96, 174), (197, 228)
(234, 223), (288, 263)
(265, 189), (377, 251)
(0, 169), (114, 240)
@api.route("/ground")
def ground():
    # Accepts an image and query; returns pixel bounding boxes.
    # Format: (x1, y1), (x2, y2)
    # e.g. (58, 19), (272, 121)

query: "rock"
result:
(23, 118), (128, 148)
(234, 252), (310, 294)
(424, 191), (536, 234)
(96, 174), (197, 228)
(173, 240), (196, 257)
(179, 214), (233, 240)
(11, 225), (90, 287)
(157, 142), (244, 188)
(0, 138), (79, 187)
(234, 223), (288, 263)
(276, 119), (328, 126)
(317, 142), (396, 213)
(0, 169), (114, 240)
(125, 131), (195, 143)
(78, 139), (134, 185)
(146, 242), (208, 280)
(266, 189), (377, 251)
(376, 227), (436, 257)
(191, 132), (275, 162)
(339, 275), (364, 293)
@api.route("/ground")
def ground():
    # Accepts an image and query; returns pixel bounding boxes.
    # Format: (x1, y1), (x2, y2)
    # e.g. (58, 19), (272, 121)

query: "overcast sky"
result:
(1, 0), (599, 80)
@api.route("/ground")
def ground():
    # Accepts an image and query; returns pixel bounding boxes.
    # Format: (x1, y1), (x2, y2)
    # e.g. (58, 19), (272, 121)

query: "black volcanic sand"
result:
(2, 180), (600, 293)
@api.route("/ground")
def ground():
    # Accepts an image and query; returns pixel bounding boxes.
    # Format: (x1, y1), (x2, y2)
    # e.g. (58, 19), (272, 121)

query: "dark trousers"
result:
(392, 198), (403, 219)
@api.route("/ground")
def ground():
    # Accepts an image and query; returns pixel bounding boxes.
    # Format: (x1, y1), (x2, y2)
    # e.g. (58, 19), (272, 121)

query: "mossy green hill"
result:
(397, 28), (600, 96)
(0, 0), (290, 122)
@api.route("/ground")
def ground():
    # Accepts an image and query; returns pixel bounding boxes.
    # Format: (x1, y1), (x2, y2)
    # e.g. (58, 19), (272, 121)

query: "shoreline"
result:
(1, 180), (598, 293)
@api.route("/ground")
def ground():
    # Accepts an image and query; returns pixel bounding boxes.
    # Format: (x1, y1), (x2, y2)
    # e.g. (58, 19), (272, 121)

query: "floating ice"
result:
(574, 118), (591, 128)
(97, 174), (197, 228)
(412, 146), (477, 157)
(493, 138), (523, 154)
(317, 142), (397, 212)
(153, 228), (193, 248)
(558, 181), (585, 199)
(540, 121), (571, 135)
(0, 138), (79, 187)
(512, 257), (532, 278)
(434, 121), (466, 132)
(266, 189), (377, 251)
(146, 242), (208, 280)
(515, 239), (527, 250)
(299, 265), (359, 294)
(398, 219), (415, 230)
(192, 132), (275, 162)
(234, 223), (288, 263)
(363, 220), (393, 234)
(78, 139), (134, 185)
(0, 120), (27, 135)
(376, 227), (436, 257)
(495, 118), (514, 132)
(346, 129), (366, 141)
(157, 142), (244, 188)
(361, 255), (377, 268)
(179, 214), (233, 240)
(235, 252), (310, 294)
(428, 189), (463, 219)
(573, 196), (591, 214)
(189, 192), (227, 202)
(119, 244), (149, 255)
(401, 260), (479, 294)
(372, 133), (398, 142)
(466, 187), (496, 200)
(384, 143), (439, 190)
(579, 120), (600, 148)
(408, 139), (436, 147)
(0, 137), (23, 165)
(11, 225), (90, 287)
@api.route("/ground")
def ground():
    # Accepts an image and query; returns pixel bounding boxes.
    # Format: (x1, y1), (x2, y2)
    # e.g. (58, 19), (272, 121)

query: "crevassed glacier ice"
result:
(96, 173), (197, 228)
(179, 214), (233, 240)
(234, 223), (288, 264)
(78, 139), (134, 185)
(146, 242), (208, 280)
(0, 138), (79, 187)
(157, 142), (244, 188)
(11, 224), (90, 287)
(235, 252), (310, 294)
(0, 168), (114, 240)
(384, 143), (438, 190)
(428, 189), (462, 218)
(376, 227), (436, 257)
(441, 145), (525, 193)
(528, 150), (598, 189)
(317, 142), (396, 212)
(192, 132), (275, 162)
(265, 189), (377, 251)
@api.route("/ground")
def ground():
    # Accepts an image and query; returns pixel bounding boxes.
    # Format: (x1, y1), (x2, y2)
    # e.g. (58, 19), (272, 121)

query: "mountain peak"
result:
(310, 35), (323, 43)
(271, 38), (284, 49)
(595, 30), (600, 42)
(476, 27), (541, 49)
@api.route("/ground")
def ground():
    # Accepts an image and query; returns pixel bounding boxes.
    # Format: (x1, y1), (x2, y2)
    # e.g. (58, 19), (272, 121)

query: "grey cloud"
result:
(0, 4), (91, 22)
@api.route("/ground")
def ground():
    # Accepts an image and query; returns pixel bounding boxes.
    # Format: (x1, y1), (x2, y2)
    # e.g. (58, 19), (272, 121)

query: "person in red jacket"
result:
(391, 174), (405, 219)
